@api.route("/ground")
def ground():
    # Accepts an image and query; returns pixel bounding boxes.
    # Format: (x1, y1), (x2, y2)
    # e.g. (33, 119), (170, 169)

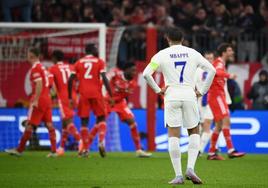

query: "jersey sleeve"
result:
(214, 62), (230, 78)
(99, 59), (106, 73)
(143, 52), (162, 93)
(149, 53), (162, 71)
(196, 53), (216, 95)
(31, 66), (42, 82)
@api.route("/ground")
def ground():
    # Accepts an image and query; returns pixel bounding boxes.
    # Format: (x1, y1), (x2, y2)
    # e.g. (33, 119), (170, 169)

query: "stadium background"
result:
(0, 0), (268, 153)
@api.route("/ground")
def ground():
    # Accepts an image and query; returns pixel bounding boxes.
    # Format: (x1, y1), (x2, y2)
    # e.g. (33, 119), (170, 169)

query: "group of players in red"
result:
(5, 44), (151, 158)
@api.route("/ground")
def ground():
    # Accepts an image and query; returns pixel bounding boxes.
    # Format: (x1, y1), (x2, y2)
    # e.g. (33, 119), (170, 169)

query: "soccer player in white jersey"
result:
(143, 27), (216, 185)
(196, 51), (233, 154)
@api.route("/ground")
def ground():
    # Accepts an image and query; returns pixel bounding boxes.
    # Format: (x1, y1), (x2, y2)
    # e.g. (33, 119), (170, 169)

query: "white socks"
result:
(168, 137), (182, 177)
(200, 131), (212, 153)
(187, 134), (200, 170)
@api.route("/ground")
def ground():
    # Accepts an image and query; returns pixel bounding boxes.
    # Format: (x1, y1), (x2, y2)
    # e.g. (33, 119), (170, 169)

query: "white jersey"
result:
(143, 44), (216, 102)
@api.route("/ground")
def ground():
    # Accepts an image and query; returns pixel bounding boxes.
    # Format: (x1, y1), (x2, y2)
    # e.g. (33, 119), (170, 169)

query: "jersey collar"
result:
(32, 61), (40, 68)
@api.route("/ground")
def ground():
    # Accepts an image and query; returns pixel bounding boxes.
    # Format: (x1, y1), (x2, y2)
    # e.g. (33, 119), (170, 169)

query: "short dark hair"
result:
(204, 51), (215, 56)
(85, 43), (98, 56)
(51, 50), (64, 61)
(217, 43), (233, 56)
(28, 47), (40, 57)
(259, 70), (268, 77)
(165, 27), (184, 42)
(122, 62), (135, 70)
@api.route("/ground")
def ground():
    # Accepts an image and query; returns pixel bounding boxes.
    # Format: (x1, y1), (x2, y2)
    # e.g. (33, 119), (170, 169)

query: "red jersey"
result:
(208, 57), (230, 95)
(74, 55), (106, 99)
(30, 62), (51, 109)
(107, 68), (137, 102)
(49, 62), (76, 100)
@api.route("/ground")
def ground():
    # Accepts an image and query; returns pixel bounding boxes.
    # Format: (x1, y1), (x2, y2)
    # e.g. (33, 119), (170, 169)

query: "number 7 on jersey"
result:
(174, 61), (186, 83)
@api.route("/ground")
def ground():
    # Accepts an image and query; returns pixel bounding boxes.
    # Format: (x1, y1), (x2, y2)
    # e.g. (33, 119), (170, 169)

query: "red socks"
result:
(209, 131), (219, 153)
(88, 125), (99, 147)
(60, 128), (68, 148)
(98, 122), (107, 143)
(222, 128), (234, 150)
(48, 127), (57, 153)
(80, 127), (89, 150)
(129, 123), (141, 150)
(67, 123), (81, 141)
(17, 128), (33, 153)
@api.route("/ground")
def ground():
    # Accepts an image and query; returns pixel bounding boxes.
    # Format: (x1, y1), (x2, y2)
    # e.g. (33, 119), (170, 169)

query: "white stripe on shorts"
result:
(216, 96), (226, 114)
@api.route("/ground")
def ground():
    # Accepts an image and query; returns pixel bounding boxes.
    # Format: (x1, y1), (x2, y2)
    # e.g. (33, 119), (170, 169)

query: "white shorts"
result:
(164, 100), (200, 129)
(198, 98), (214, 122)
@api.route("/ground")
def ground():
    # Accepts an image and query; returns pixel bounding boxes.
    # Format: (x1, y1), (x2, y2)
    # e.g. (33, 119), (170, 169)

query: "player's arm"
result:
(32, 79), (42, 107)
(68, 74), (76, 100)
(142, 61), (162, 94)
(215, 63), (236, 79)
(197, 55), (216, 95)
(101, 72), (113, 97)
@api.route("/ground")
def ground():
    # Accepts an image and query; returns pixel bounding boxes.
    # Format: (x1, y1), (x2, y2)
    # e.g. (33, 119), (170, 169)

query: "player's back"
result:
(74, 55), (105, 99)
(30, 62), (51, 106)
(156, 45), (204, 101)
(49, 62), (73, 100)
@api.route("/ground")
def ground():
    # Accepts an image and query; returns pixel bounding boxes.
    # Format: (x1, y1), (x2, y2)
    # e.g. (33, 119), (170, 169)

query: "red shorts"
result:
(208, 93), (229, 121)
(107, 99), (134, 121)
(58, 99), (75, 120)
(28, 104), (52, 126)
(78, 95), (106, 118)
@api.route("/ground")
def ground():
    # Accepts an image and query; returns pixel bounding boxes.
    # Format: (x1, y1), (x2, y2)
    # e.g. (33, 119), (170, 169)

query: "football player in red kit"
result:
(207, 43), (245, 160)
(68, 44), (112, 157)
(49, 50), (81, 156)
(5, 47), (57, 157)
(101, 63), (151, 157)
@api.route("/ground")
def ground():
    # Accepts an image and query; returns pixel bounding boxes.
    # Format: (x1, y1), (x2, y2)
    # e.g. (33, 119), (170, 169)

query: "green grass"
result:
(0, 152), (267, 188)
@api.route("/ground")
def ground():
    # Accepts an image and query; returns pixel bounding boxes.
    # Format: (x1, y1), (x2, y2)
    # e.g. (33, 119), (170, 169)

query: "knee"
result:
(96, 116), (105, 124)
(81, 118), (89, 126)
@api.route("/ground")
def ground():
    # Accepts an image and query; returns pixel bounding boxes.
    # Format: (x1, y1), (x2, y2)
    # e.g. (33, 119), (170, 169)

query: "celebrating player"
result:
(5, 47), (57, 157)
(104, 63), (152, 157)
(207, 43), (246, 160)
(49, 50), (81, 156)
(68, 43), (112, 157)
(143, 27), (216, 185)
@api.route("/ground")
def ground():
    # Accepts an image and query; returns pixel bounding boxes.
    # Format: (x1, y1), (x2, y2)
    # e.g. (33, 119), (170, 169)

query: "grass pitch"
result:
(0, 152), (267, 188)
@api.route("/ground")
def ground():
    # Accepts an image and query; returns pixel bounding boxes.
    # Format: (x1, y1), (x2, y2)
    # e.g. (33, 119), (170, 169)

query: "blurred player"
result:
(103, 63), (151, 157)
(5, 47), (57, 157)
(49, 50), (81, 156)
(143, 27), (215, 185)
(68, 44), (112, 157)
(195, 51), (215, 154)
(207, 43), (246, 160)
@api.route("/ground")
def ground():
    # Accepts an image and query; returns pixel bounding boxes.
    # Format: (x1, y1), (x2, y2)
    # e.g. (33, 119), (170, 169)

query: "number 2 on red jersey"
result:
(84, 62), (93, 79)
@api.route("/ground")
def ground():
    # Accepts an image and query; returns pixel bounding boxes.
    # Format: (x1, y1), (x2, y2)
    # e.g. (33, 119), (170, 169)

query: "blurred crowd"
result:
(1, 0), (267, 30)
(1, 0), (268, 62)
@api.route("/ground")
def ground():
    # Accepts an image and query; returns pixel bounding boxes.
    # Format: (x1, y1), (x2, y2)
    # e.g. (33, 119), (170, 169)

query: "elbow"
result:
(142, 71), (149, 80)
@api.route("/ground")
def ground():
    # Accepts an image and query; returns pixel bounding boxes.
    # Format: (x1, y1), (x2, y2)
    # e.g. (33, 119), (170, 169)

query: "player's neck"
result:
(169, 42), (182, 46)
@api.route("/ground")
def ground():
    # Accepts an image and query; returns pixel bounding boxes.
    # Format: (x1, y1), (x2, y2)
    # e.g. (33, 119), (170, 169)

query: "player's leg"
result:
(124, 118), (152, 157)
(44, 107), (57, 157)
(77, 96), (90, 156)
(57, 120), (69, 156)
(5, 105), (41, 156)
(165, 101), (184, 185)
(200, 118), (212, 154)
(92, 98), (107, 157)
(207, 95), (226, 160)
(183, 101), (202, 184)
(222, 116), (246, 158)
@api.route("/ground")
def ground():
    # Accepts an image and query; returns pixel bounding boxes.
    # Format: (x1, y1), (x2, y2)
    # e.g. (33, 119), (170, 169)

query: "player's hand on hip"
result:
(158, 86), (169, 96)
(32, 100), (38, 108)
(195, 88), (202, 98)
(69, 99), (74, 109)
(229, 73), (237, 79)
(109, 98), (115, 107)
